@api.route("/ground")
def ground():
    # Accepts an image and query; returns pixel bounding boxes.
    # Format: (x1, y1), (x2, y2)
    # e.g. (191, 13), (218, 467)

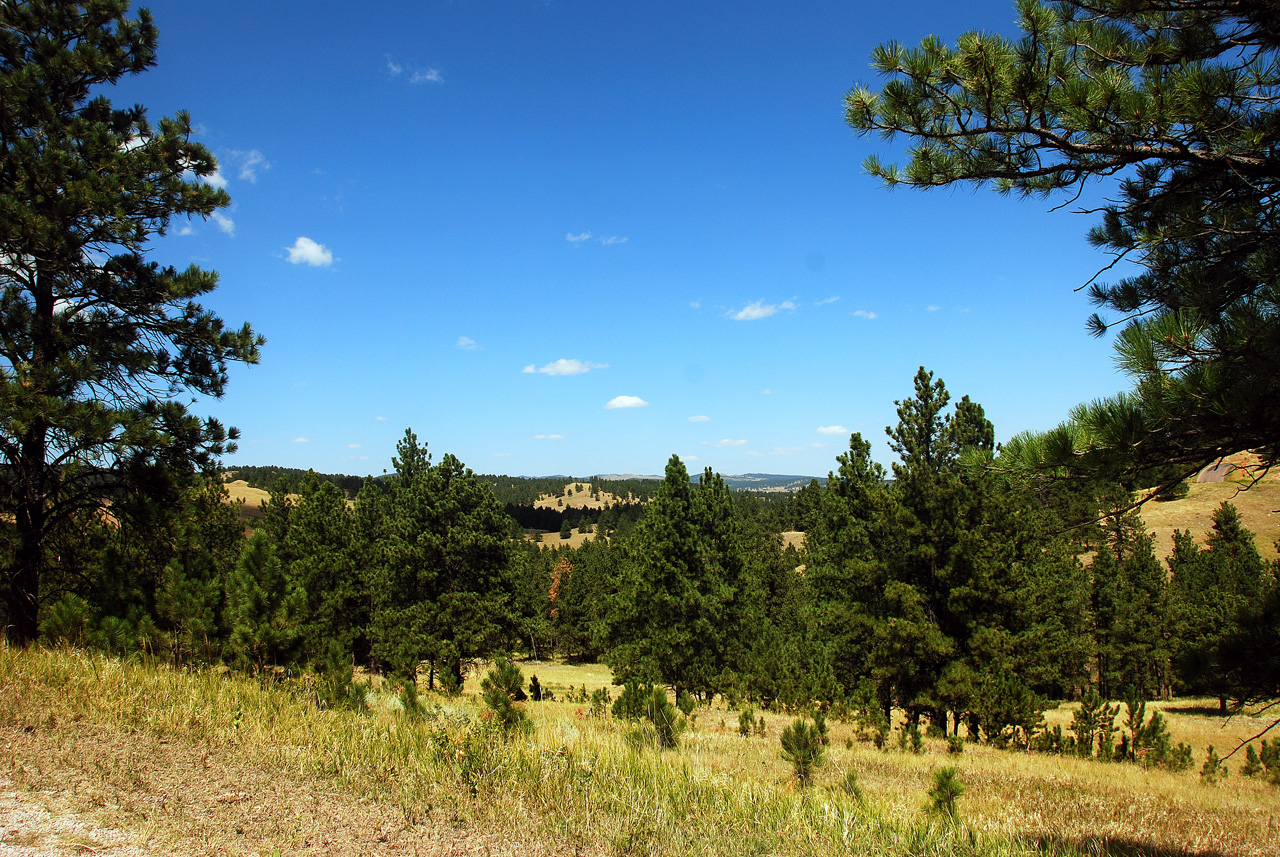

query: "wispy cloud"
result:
(200, 167), (228, 190)
(690, 300), (701, 310)
(534, 433), (565, 440)
(387, 57), (443, 84)
(599, 235), (628, 245)
(346, 443), (362, 449)
(178, 224), (195, 236)
(761, 388), (777, 395)
(688, 415), (711, 423)
(457, 336), (480, 350)
(853, 309), (878, 320)
(286, 236), (334, 267)
(566, 232), (591, 243)
(706, 438), (747, 448)
(233, 149), (269, 182)
(292, 437), (309, 444)
(211, 212), (235, 236)
(523, 358), (608, 376)
(817, 425), (848, 436)
(376, 416), (387, 422)
(926, 305), (941, 312)
(605, 395), (649, 410)
(730, 299), (796, 321)
(815, 296), (840, 306)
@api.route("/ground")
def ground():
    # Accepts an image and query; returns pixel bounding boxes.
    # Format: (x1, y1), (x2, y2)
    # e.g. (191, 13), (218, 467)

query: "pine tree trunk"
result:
(7, 424), (48, 646)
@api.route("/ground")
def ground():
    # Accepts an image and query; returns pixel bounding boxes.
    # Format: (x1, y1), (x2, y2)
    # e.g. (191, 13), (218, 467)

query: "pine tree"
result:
(0, 1), (261, 644)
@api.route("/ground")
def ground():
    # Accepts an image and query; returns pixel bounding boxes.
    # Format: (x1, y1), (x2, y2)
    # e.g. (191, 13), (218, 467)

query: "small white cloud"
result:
(817, 425), (848, 436)
(688, 415), (711, 423)
(457, 336), (479, 350)
(211, 212), (235, 236)
(709, 438), (747, 448)
(410, 67), (443, 84)
(566, 232), (591, 243)
(853, 309), (878, 320)
(522, 358), (608, 376)
(926, 305), (941, 312)
(201, 167), (227, 190)
(286, 236), (334, 267)
(385, 57), (403, 76)
(605, 395), (649, 410)
(376, 416), (387, 421)
(761, 388), (777, 395)
(235, 149), (269, 182)
(600, 236), (628, 245)
(685, 455), (700, 462)
(533, 433), (565, 440)
(292, 437), (309, 444)
(178, 224), (195, 236)
(690, 300), (701, 309)
(815, 296), (840, 306)
(346, 443), (362, 449)
(730, 299), (796, 321)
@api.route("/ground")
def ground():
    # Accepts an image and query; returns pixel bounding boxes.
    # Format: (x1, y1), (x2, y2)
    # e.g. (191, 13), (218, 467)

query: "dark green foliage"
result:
(528, 674), (543, 701)
(848, 0), (1280, 480)
(0, 1), (261, 645)
(947, 735), (964, 755)
(481, 658), (531, 737)
(1242, 744), (1263, 778)
(839, 769), (864, 802)
(229, 465), (369, 499)
(1072, 691), (1119, 760)
(1200, 746), (1229, 784)
(780, 718), (826, 787)
(559, 519), (572, 540)
(1091, 515), (1169, 700)
(971, 671), (1045, 749)
(224, 531), (304, 670)
(926, 767), (964, 819)
(611, 680), (651, 721)
(588, 686), (611, 717)
(738, 708), (755, 737)
(675, 690), (696, 717)
(643, 687), (685, 750)
(369, 430), (514, 687)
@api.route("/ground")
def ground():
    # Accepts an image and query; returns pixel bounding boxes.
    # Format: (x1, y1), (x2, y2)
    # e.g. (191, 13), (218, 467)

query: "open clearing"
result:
(2, 648), (1277, 857)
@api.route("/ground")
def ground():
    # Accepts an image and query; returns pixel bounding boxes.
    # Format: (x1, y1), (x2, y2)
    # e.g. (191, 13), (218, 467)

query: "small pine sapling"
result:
(528, 675), (544, 702)
(588, 686), (612, 717)
(926, 767), (964, 820)
(840, 769), (864, 802)
(738, 707), (755, 737)
(481, 658), (531, 737)
(644, 687), (685, 750)
(947, 735), (965, 755)
(756, 714), (767, 737)
(1242, 744), (1263, 778)
(612, 681), (650, 720)
(780, 718), (826, 788)
(1261, 739), (1280, 784)
(812, 706), (831, 746)
(676, 690), (696, 717)
(1200, 745), (1229, 784)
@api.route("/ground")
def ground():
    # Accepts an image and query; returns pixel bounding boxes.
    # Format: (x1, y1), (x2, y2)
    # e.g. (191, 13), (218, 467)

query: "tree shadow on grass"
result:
(1019, 834), (1231, 857)
(1161, 703), (1230, 718)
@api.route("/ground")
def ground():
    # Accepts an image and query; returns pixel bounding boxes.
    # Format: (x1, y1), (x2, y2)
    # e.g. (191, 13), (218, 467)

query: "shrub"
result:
(780, 718), (826, 787)
(1071, 691), (1118, 759)
(612, 681), (650, 720)
(947, 735), (965, 755)
(644, 687), (685, 750)
(481, 658), (531, 737)
(676, 690), (696, 717)
(839, 769), (864, 802)
(926, 767), (964, 819)
(528, 674), (544, 701)
(1200, 745), (1229, 784)
(738, 707), (755, 737)
(1242, 744), (1263, 778)
(588, 686), (611, 717)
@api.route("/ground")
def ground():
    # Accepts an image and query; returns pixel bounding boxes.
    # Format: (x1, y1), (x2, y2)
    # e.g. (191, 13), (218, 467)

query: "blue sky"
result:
(115, 0), (1132, 478)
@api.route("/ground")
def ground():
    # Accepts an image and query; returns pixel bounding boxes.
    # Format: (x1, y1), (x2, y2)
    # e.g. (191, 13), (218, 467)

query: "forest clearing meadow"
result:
(1, 644), (1276, 857)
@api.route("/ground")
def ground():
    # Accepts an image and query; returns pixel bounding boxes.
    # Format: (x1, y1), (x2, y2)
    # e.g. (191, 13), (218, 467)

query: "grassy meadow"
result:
(1, 646), (1276, 856)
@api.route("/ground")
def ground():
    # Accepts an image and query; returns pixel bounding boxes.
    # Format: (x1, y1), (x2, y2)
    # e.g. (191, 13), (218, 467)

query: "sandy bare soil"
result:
(0, 723), (555, 857)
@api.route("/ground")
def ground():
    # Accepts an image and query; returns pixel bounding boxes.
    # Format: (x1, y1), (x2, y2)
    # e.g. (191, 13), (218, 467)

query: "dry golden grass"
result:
(533, 482), (639, 511)
(535, 528), (601, 549)
(1138, 480), (1280, 561)
(4, 648), (1278, 857)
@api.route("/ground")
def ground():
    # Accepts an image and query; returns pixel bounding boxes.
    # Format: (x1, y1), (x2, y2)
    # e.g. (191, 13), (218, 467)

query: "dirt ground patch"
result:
(0, 723), (553, 857)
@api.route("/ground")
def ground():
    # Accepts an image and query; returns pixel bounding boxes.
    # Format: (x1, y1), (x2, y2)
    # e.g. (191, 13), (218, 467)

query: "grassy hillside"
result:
(1, 646), (1275, 856)
(1140, 480), (1280, 560)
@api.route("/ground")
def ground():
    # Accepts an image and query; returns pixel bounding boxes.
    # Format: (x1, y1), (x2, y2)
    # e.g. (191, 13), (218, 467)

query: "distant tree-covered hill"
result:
(227, 465), (375, 498)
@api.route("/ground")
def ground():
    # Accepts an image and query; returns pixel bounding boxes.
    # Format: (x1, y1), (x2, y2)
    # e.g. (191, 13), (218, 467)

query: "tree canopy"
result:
(847, 0), (1280, 483)
(0, 1), (261, 643)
